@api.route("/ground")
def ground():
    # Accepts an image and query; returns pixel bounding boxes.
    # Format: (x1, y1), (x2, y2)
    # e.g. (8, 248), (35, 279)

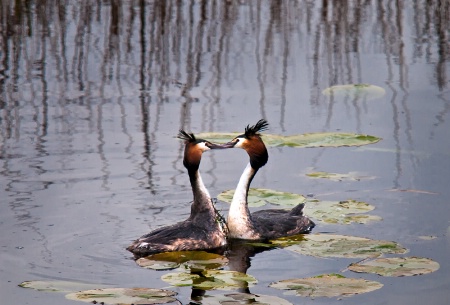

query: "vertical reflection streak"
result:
(139, 0), (155, 193)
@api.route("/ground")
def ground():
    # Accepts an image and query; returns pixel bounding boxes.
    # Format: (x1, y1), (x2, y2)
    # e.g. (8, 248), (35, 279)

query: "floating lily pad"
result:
(277, 233), (407, 258)
(197, 292), (293, 304)
(418, 235), (438, 240)
(197, 132), (381, 148)
(66, 288), (177, 304)
(18, 280), (109, 293)
(136, 251), (228, 271)
(218, 188), (306, 207)
(322, 84), (386, 101)
(306, 171), (376, 181)
(270, 274), (383, 298)
(389, 188), (438, 195)
(304, 200), (382, 225)
(348, 257), (440, 277)
(161, 270), (257, 290)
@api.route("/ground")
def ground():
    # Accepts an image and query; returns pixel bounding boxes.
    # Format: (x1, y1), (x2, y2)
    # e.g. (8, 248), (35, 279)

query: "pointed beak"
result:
(207, 141), (237, 149)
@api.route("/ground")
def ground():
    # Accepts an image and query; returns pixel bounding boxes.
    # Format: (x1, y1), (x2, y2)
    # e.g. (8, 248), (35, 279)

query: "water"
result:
(1, 1), (449, 304)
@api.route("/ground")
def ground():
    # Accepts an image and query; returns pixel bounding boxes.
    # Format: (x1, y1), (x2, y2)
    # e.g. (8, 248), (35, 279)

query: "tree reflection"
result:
(0, 0), (448, 189)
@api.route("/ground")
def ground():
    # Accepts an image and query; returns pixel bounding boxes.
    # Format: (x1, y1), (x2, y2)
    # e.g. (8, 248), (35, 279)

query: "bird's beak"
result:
(207, 141), (237, 149)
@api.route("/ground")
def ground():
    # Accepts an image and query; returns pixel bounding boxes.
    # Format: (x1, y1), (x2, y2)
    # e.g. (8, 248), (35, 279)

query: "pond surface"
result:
(1, 1), (449, 304)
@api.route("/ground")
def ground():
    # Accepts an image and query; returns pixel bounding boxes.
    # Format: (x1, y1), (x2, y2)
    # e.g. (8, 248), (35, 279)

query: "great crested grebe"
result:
(223, 119), (315, 240)
(127, 130), (230, 257)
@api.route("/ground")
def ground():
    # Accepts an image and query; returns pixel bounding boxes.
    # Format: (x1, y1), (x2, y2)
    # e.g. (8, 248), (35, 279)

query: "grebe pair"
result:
(127, 120), (314, 257)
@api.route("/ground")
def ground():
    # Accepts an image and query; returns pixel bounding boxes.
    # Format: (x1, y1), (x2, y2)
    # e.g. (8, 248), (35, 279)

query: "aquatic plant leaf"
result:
(278, 233), (407, 258)
(266, 234), (307, 248)
(217, 188), (306, 207)
(322, 84), (386, 101)
(198, 292), (293, 304)
(65, 287), (177, 304)
(270, 274), (383, 298)
(389, 188), (438, 195)
(18, 280), (109, 293)
(136, 251), (228, 271)
(161, 270), (257, 290)
(418, 235), (437, 240)
(304, 199), (382, 225)
(306, 171), (376, 181)
(348, 257), (440, 277)
(197, 132), (381, 148)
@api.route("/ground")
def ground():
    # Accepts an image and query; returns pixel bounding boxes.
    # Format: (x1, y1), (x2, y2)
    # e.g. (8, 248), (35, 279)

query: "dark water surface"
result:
(1, 1), (449, 304)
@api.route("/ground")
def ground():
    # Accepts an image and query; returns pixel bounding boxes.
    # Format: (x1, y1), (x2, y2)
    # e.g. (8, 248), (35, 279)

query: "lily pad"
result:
(304, 200), (382, 225)
(322, 84), (386, 101)
(161, 270), (257, 290)
(197, 132), (381, 148)
(277, 233), (407, 258)
(348, 257), (440, 277)
(136, 251), (228, 271)
(270, 274), (383, 298)
(197, 292), (293, 304)
(18, 280), (109, 293)
(306, 171), (376, 181)
(418, 235), (437, 240)
(217, 188), (306, 207)
(65, 288), (177, 304)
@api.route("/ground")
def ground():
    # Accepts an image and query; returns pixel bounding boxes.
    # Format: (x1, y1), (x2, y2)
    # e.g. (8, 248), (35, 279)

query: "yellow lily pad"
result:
(217, 188), (306, 207)
(304, 199), (382, 224)
(322, 84), (386, 101)
(418, 235), (437, 240)
(348, 257), (440, 277)
(197, 132), (381, 148)
(136, 251), (228, 271)
(197, 292), (293, 304)
(275, 233), (407, 258)
(270, 274), (383, 298)
(18, 280), (110, 293)
(161, 270), (257, 290)
(306, 171), (376, 181)
(65, 287), (177, 304)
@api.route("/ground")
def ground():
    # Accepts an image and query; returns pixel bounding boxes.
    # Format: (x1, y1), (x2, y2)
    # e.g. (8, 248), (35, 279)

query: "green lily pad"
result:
(197, 132), (381, 148)
(322, 84), (386, 101)
(269, 274), (383, 298)
(161, 270), (257, 290)
(136, 251), (228, 271)
(217, 188), (306, 207)
(304, 199), (382, 224)
(18, 280), (109, 293)
(198, 292), (293, 304)
(306, 171), (376, 181)
(277, 233), (407, 258)
(348, 257), (440, 277)
(65, 288), (177, 304)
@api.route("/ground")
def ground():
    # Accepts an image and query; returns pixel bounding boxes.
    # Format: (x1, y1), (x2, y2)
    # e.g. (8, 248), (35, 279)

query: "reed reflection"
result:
(0, 0), (448, 240)
(1, 1), (448, 134)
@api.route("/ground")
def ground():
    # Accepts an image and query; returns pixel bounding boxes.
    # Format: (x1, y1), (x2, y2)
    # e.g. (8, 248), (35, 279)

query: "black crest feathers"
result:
(177, 130), (196, 143)
(244, 119), (269, 138)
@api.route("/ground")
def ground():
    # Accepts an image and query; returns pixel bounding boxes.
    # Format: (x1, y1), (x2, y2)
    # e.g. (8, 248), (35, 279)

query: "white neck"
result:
(227, 163), (260, 239)
(192, 170), (211, 199)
